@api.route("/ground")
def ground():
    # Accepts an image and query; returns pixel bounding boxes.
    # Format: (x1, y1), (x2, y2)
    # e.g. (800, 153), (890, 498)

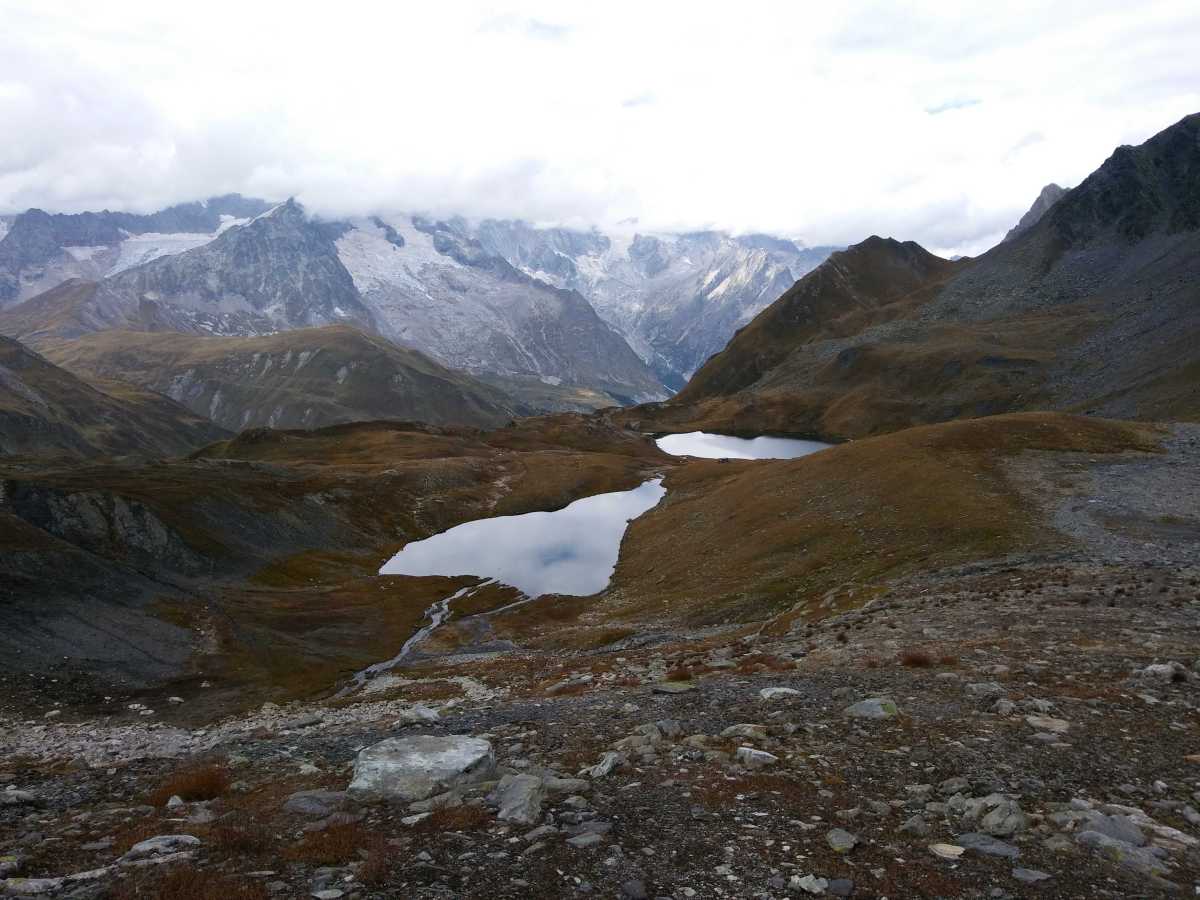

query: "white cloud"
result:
(1, 0), (1198, 255)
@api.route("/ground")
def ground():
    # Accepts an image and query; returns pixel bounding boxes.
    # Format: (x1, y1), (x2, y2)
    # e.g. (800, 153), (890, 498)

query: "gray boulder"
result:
(495, 774), (546, 825)
(348, 735), (495, 802)
(120, 834), (201, 862)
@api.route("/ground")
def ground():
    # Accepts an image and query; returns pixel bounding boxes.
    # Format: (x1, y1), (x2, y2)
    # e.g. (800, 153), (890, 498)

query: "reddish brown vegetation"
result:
(415, 804), (493, 832)
(111, 867), (268, 900)
(284, 822), (379, 866)
(898, 648), (935, 667)
(147, 762), (231, 807)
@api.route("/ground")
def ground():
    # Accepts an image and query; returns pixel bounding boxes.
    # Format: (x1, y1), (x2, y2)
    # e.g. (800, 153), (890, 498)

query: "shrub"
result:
(898, 649), (934, 668)
(284, 823), (372, 865)
(207, 813), (274, 854)
(415, 804), (492, 831)
(147, 762), (231, 807)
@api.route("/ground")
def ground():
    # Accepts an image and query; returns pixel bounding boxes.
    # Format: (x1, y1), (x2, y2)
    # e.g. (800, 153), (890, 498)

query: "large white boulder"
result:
(348, 735), (495, 802)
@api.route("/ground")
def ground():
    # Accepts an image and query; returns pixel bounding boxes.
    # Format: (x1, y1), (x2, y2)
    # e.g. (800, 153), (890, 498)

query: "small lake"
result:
(656, 431), (829, 460)
(379, 478), (666, 598)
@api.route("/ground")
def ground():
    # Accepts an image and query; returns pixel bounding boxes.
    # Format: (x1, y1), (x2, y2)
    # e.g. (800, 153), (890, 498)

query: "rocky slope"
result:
(0, 195), (271, 307)
(333, 216), (667, 406)
(0, 335), (228, 458)
(465, 220), (838, 389)
(648, 113), (1200, 440)
(36, 325), (518, 432)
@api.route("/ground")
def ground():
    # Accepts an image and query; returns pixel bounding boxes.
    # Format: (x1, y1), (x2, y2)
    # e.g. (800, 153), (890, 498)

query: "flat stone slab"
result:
(958, 832), (1021, 858)
(759, 687), (801, 701)
(652, 681), (695, 694)
(1025, 714), (1070, 733)
(843, 697), (899, 719)
(348, 735), (495, 802)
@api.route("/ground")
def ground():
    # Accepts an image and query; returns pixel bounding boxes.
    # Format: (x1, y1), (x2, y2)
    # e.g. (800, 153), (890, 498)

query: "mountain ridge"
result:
(640, 112), (1200, 439)
(0, 334), (229, 458)
(36, 324), (519, 432)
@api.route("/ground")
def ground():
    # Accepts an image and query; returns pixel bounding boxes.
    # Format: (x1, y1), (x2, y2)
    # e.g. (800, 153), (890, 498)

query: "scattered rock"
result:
(759, 687), (801, 701)
(842, 698), (898, 719)
(567, 832), (604, 849)
(826, 827), (859, 853)
(1024, 714), (1070, 733)
(283, 790), (353, 818)
(793, 874), (828, 894)
(495, 774), (546, 825)
(580, 752), (625, 779)
(1012, 867), (1053, 884)
(652, 682), (695, 694)
(957, 832), (1021, 858)
(735, 747), (779, 769)
(930, 843), (965, 860)
(120, 834), (201, 862)
(721, 723), (768, 741)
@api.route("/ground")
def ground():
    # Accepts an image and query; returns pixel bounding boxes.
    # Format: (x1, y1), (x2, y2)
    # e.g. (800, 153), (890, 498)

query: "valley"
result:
(1, 92), (1199, 900)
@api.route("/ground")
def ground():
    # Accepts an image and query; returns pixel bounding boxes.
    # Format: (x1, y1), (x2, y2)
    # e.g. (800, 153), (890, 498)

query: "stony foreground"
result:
(3, 551), (1200, 899)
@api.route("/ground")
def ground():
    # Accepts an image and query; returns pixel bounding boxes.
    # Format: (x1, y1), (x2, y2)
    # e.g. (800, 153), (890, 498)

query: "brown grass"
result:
(605, 412), (1161, 630)
(284, 822), (378, 865)
(898, 648), (935, 668)
(147, 762), (231, 807)
(111, 866), (268, 900)
(206, 813), (274, 854)
(414, 804), (493, 832)
(734, 652), (795, 674)
(689, 770), (810, 810)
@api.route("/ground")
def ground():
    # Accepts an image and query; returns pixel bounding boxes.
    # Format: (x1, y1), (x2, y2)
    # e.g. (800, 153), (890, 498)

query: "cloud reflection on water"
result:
(379, 479), (666, 598)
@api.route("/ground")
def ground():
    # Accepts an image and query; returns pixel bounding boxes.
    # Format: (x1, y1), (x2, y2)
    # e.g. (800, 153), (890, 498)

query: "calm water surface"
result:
(656, 431), (829, 460)
(379, 479), (666, 598)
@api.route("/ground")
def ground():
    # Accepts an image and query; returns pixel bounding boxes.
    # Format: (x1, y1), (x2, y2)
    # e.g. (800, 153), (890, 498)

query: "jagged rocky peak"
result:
(1003, 183), (1069, 242)
(0, 194), (274, 306)
(91, 195), (375, 336)
(455, 218), (839, 388)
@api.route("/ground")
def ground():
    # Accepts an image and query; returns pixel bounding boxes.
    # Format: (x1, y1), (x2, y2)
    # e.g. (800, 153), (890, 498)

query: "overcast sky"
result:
(2, 1), (1198, 255)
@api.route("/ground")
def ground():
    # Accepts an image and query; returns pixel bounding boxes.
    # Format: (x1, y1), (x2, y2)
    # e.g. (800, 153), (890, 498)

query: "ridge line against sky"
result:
(1, 0), (1198, 256)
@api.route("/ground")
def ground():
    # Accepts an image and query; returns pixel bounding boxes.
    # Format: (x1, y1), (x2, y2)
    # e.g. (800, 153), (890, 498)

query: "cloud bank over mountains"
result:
(2, 0), (1198, 255)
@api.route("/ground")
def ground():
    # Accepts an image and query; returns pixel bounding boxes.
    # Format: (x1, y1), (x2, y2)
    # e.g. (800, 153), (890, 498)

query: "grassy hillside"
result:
(490, 414), (1160, 652)
(37, 325), (519, 431)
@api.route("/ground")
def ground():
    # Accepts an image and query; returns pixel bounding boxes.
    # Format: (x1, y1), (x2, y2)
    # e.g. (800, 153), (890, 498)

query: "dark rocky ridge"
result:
(0, 335), (228, 459)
